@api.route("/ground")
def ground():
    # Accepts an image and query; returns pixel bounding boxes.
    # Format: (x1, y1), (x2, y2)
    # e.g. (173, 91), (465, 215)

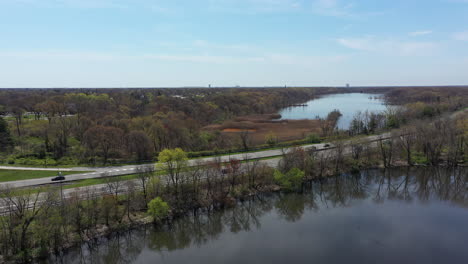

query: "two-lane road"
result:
(0, 133), (391, 189)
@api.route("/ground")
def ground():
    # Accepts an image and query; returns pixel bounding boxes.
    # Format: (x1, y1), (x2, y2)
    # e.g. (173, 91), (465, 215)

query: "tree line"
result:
(0, 87), (344, 165)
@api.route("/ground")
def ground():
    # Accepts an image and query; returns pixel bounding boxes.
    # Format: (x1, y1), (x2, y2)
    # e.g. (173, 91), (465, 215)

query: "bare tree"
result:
(378, 135), (394, 168)
(103, 172), (123, 199)
(397, 127), (416, 165)
(239, 130), (251, 151)
(124, 181), (136, 222)
(135, 164), (155, 206)
(350, 139), (364, 160)
(332, 140), (346, 174)
(0, 185), (58, 260)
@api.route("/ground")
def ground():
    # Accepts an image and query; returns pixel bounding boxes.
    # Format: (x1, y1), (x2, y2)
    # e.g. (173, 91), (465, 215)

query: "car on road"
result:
(51, 176), (65, 181)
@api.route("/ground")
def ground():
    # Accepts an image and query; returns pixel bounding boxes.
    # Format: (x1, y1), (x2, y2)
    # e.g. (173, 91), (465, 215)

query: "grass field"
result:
(62, 174), (138, 189)
(0, 170), (91, 182)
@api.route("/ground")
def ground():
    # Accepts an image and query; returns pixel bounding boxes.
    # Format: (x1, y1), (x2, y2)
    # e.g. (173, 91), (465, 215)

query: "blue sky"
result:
(1, 0), (468, 87)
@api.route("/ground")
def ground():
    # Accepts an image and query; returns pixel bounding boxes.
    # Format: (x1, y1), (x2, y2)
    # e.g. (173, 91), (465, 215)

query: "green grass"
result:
(63, 174), (139, 189)
(0, 162), (83, 168)
(0, 170), (91, 182)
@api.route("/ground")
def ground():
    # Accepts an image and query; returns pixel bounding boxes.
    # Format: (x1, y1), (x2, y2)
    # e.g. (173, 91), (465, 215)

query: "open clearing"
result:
(0, 170), (91, 182)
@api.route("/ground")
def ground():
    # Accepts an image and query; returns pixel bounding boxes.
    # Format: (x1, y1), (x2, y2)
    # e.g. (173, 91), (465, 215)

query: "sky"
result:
(1, 0), (468, 88)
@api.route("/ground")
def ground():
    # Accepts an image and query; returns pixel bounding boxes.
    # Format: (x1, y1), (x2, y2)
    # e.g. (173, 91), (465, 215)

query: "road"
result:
(1, 108), (466, 215)
(0, 133), (396, 215)
(0, 133), (392, 190)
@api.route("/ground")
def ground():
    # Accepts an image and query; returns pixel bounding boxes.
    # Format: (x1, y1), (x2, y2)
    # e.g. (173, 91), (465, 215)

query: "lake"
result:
(279, 93), (387, 129)
(49, 168), (468, 264)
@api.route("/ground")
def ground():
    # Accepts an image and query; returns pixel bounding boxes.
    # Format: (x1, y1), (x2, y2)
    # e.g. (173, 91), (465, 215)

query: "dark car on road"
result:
(51, 176), (65, 181)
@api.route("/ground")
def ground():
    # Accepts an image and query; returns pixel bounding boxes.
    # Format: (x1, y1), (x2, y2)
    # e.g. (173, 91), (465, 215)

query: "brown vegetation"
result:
(204, 114), (325, 147)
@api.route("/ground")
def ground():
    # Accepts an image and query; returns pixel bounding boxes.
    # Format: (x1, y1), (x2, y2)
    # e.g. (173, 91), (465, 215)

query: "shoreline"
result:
(14, 163), (465, 263)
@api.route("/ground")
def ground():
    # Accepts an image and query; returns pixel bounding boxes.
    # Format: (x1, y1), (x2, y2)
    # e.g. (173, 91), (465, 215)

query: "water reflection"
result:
(50, 168), (468, 264)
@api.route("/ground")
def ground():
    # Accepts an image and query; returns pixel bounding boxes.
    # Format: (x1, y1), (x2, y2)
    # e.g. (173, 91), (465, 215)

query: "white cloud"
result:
(5, 0), (129, 9)
(0, 48), (349, 67)
(336, 36), (438, 55)
(142, 54), (265, 63)
(192, 40), (259, 53)
(312, 0), (354, 17)
(0, 50), (127, 61)
(310, 0), (383, 19)
(452, 31), (468, 41)
(2, 0), (176, 11)
(409, 30), (432, 36)
(206, 0), (303, 13)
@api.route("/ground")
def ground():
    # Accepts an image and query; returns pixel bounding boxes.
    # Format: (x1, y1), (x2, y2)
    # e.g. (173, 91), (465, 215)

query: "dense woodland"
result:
(0, 86), (467, 166)
(0, 87), (342, 165)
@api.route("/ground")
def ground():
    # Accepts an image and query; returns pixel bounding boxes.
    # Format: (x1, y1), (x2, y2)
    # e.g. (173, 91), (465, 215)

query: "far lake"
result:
(279, 93), (387, 129)
(49, 168), (468, 264)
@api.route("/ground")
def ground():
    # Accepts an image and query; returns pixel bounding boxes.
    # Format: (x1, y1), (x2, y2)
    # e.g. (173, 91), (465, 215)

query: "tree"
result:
(350, 139), (364, 160)
(278, 147), (306, 173)
(103, 172), (123, 200)
(397, 127), (416, 165)
(49, 115), (74, 158)
(11, 106), (24, 137)
(0, 117), (13, 153)
(83, 126), (124, 165)
(127, 130), (152, 162)
(239, 130), (251, 151)
(0, 185), (58, 261)
(157, 148), (188, 196)
(378, 136), (394, 168)
(147, 197), (170, 223)
(317, 109), (341, 137)
(136, 164), (155, 206)
(273, 168), (304, 192)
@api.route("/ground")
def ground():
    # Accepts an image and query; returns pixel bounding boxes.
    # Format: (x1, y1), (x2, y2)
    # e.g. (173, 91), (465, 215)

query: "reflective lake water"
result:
(50, 168), (468, 264)
(279, 93), (387, 129)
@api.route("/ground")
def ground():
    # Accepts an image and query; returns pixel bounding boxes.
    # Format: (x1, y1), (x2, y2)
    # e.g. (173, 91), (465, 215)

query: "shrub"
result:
(147, 197), (170, 223)
(56, 156), (78, 165)
(412, 152), (429, 165)
(274, 168), (304, 192)
(307, 133), (321, 144)
(265, 131), (277, 147)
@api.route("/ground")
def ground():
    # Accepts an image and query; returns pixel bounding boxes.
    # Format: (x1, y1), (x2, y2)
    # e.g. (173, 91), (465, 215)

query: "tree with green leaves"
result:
(147, 197), (170, 223)
(274, 168), (304, 192)
(157, 148), (188, 196)
(0, 117), (13, 153)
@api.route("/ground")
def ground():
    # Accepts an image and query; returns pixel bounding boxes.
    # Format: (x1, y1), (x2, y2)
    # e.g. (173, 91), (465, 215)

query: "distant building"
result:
(346, 83), (350, 88)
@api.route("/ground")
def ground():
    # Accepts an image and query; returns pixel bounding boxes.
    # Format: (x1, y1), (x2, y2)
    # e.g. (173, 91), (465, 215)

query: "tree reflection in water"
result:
(49, 167), (467, 264)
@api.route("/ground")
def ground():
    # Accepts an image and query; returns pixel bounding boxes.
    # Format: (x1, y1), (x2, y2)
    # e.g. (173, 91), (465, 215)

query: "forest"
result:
(0, 87), (345, 166)
(1, 86), (467, 167)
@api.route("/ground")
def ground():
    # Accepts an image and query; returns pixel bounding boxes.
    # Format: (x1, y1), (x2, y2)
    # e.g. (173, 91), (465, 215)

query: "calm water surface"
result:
(279, 93), (386, 129)
(50, 168), (468, 264)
